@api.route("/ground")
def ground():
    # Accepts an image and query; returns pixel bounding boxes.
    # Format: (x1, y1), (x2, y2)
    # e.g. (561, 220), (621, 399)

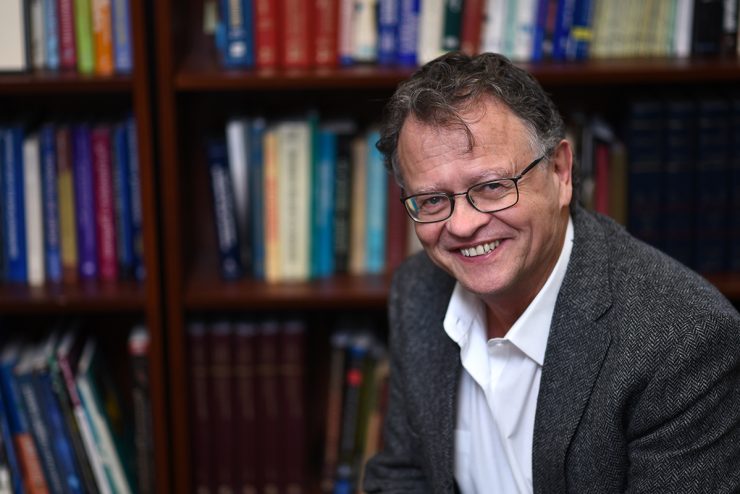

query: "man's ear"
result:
(551, 139), (573, 209)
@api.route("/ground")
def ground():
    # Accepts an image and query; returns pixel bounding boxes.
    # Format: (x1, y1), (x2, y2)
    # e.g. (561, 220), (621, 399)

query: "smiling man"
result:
(363, 52), (740, 494)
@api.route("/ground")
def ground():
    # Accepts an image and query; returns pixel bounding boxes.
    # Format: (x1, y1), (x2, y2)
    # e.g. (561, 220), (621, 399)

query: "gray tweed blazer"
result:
(363, 206), (740, 493)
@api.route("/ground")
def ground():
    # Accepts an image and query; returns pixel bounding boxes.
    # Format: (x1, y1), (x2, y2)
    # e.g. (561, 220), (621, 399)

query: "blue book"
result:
(40, 124), (63, 283)
(531, 0), (552, 62)
(2, 126), (28, 284)
(378, 0), (399, 65)
(312, 128), (337, 278)
(111, 0), (134, 72)
(207, 137), (244, 280)
(44, 0), (60, 69)
(248, 117), (266, 279)
(72, 124), (98, 281)
(364, 130), (387, 274)
(0, 349), (25, 494)
(568, 0), (594, 60)
(219, 0), (255, 68)
(112, 121), (135, 279)
(126, 115), (145, 281)
(396, 0), (420, 66)
(551, 0), (576, 61)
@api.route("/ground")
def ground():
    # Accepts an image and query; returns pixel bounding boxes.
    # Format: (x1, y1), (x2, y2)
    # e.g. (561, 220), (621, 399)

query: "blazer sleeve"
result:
(625, 311), (740, 493)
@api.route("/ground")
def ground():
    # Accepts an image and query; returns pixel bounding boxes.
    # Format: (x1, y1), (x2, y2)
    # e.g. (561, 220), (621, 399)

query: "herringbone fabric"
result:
(364, 206), (740, 494)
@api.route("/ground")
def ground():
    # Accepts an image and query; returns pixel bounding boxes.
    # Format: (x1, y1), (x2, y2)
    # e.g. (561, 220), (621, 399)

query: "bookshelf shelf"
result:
(0, 281), (148, 313)
(0, 71), (133, 94)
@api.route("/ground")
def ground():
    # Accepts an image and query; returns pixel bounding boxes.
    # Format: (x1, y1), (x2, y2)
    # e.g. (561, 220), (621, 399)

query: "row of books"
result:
(569, 97), (740, 274)
(209, 0), (740, 70)
(0, 325), (154, 494)
(0, 0), (133, 74)
(185, 315), (388, 494)
(0, 116), (145, 286)
(207, 116), (421, 283)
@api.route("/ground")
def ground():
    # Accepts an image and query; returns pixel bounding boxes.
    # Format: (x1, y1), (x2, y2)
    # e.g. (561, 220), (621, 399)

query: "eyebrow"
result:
(408, 163), (516, 195)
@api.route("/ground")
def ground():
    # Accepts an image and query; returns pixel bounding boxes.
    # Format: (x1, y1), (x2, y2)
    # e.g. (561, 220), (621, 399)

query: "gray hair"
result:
(378, 52), (577, 207)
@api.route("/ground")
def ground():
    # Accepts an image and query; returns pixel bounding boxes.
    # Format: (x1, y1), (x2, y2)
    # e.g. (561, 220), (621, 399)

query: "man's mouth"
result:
(459, 240), (501, 258)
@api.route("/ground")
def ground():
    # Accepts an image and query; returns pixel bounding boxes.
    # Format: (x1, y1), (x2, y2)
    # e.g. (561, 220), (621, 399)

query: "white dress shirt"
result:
(443, 218), (574, 494)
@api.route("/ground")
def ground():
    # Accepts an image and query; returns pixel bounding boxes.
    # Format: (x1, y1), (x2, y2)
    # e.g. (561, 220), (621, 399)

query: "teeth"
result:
(460, 240), (501, 257)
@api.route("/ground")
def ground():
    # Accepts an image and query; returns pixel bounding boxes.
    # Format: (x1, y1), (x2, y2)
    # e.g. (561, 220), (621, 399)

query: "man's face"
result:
(397, 97), (573, 307)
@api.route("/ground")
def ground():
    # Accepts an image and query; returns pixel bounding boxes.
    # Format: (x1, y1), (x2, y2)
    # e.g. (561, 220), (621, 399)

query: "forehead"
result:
(397, 98), (533, 187)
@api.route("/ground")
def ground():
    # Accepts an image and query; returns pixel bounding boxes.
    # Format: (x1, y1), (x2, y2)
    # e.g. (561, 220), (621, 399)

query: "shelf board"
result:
(184, 273), (391, 310)
(174, 54), (740, 91)
(0, 70), (133, 94)
(704, 273), (740, 301)
(0, 281), (148, 313)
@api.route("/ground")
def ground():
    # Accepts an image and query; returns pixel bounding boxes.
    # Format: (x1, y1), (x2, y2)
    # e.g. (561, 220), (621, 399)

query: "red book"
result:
(57, 0), (78, 70)
(257, 319), (282, 493)
(280, 320), (306, 494)
(280, 0), (312, 68)
(254, 0), (280, 68)
(187, 321), (213, 494)
(593, 142), (610, 215)
(314, 0), (338, 67)
(91, 125), (119, 282)
(233, 320), (258, 494)
(208, 321), (235, 494)
(385, 178), (408, 273)
(460, 0), (485, 55)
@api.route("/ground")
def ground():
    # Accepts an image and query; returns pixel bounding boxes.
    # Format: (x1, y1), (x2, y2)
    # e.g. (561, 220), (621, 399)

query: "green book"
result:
(74, 0), (95, 74)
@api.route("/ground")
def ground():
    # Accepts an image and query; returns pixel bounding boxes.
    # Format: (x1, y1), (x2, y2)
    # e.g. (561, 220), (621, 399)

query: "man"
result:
(363, 52), (740, 493)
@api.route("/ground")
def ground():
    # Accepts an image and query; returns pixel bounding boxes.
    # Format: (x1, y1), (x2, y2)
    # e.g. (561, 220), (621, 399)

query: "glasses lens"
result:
(405, 194), (452, 222)
(469, 179), (518, 212)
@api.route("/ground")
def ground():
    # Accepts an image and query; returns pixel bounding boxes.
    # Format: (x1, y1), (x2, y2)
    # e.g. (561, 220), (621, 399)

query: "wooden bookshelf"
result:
(0, 1), (168, 493)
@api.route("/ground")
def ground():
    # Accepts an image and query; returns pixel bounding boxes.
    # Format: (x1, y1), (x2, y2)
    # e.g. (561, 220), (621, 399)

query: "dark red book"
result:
(187, 320), (213, 494)
(385, 178), (408, 273)
(57, 0), (77, 70)
(460, 0), (485, 55)
(280, 319), (306, 494)
(314, 0), (338, 67)
(208, 320), (235, 494)
(257, 319), (282, 493)
(280, 0), (312, 68)
(254, 0), (281, 68)
(91, 124), (119, 282)
(233, 320), (258, 494)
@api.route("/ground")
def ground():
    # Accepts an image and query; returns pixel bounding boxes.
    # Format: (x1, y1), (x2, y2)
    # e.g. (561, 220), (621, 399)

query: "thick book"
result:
(337, 0), (354, 65)
(74, 0), (95, 74)
(441, 0), (464, 52)
(262, 128), (281, 282)
(219, 0), (255, 68)
(23, 132), (46, 287)
(0, 0), (30, 72)
(56, 125), (79, 284)
(110, 0), (132, 72)
(364, 130), (387, 274)
(2, 126), (29, 284)
(254, 0), (280, 68)
(568, 0), (594, 60)
(91, 124), (119, 282)
(233, 320), (258, 494)
(280, 0), (312, 68)
(480, 0), (508, 55)
(206, 137), (244, 280)
(186, 321), (213, 494)
(691, 0), (723, 56)
(460, 0), (485, 55)
(257, 319), (282, 494)
(377, 0), (399, 65)
(280, 320), (306, 494)
(417, 0), (444, 65)
(314, 0), (339, 67)
(396, 0), (420, 66)
(128, 326), (154, 494)
(72, 124), (99, 281)
(40, 124), (63, 284)
(58, 0), (78, 70)
(351, 0), (378, 62)
(91, 0), (114, 75)
(551, 0), (577, 60)
(112, 121), (136, 279)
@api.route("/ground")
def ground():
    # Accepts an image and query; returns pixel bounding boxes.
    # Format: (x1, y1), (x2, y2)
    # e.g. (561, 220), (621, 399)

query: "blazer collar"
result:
(532, 207), (614, 492)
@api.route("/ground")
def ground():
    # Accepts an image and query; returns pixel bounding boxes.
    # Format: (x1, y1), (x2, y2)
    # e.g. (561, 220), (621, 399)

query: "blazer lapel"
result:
(532, 209), (613, 492)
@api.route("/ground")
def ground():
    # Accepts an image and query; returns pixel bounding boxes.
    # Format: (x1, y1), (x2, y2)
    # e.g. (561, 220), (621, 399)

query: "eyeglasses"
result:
(401, 156), (546, 223)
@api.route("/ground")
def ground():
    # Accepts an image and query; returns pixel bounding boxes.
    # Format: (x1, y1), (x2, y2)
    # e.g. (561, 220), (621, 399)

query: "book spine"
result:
(24, 133), (46, 287)
(257, 320), (282, 494)
(332, 132), (353, 274)
(352, 0), (378, 62)
(128, 327), (154, 494)
(40, 125), (63, 284)
(531, 0), (552, 61)
(56, 126), (79, 284)
(262, 129), (280, 282)
(74, 0), (95, 74)
(416, 0), (444, 64)
(568, 0), (594, 60)
(691, 0), (723, 56)
(44, 0), (61, 69)
(125, 116), (145, 281)
(551, 0), (576, 60)
(248, 118), (266, 280)
(281, 0), (312, 68)
(187, 321), (213, 494)
(208, 321), (235, 494)
(378, 0), (399, 65)
(396, 0), (420, 66)
(364, 130), (387, 274)
(348, 136), (367, 275)
(337, 0), (355, 65)
(112, 122), (135, 279)
(110, 0), (132, 72)
(312, 129), (337, 278)
(254, 0), (280, 68)
(219, 0), (254, 67)
(233, 321), (258, 494)
(30, 0), (46, 70)
(314, 0), (339, 67)
(72, 124), (98, 281)
(320, 331), (350, 494)
(58, 0), (78, 70)
(225, 118), (251, 274)
(460, 0), (485, 55)
(442, 0), (464, 51)
(0, 372), (25, 494)
(2, 127), (29, 284)
(280, 320), (306, 494)
(91, 0), (114, 74)
(207, 138), (244, 280)
(91, 125), (119, 282)
(385, 178), (408, 273)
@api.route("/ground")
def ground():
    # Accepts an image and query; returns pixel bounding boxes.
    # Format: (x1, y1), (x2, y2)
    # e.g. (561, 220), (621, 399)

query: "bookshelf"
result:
(0, 0), (168, 493)
(154, 1), (740, 493)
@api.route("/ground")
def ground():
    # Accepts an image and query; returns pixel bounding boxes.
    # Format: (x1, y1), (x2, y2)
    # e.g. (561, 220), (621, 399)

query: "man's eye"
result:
(419, 195), (447, 211)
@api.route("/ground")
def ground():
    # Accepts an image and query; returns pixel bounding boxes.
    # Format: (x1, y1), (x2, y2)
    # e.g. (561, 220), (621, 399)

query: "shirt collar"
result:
(444, 216), (575, 366)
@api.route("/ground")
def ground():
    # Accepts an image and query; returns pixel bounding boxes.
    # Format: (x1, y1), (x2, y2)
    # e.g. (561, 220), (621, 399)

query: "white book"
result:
(29, 0), (45, 69)
(417, 0), (445, 64)
(276, 120), (312, 281)
(512, 0), (537, 61)
(23, 133), (45, 287)
(348, 135), (367, 275)
(338, 0), (356, 63)
(0, 0), (29, 71)
(674, 0), (694, 57)
(226, 117), (250, 268)
(353, 0), (379, 62)
(481, 0), (508, 55)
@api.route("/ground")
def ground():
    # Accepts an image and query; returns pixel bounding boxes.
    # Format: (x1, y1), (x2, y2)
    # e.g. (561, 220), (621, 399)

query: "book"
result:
(396, 0), (420, 66)
(72, 124), (99, 281)
(186, 321), (212, 494)
(29, 0), (46, 70)
(248, 117), (266, 279)
(226, 117), (251, 273)
(674, 0), (695, 58)
(58, 0), (78, 70)
(110, 0), (133, 72)
(262, 128), (281, 282)
(124, 116), (145, 281)
(551, 0), (576, 60)
(364, 130), (387, 274)
(208, 320), (235, 494)
(74, 0), (95, 74)
(332, 123), (357, 274)
(337, 0), (354, 65)
(232, 320), (258, 494)
(2, 126), (29, 284)
(254, 0), (280, 68)
(91, 0), (114, 75)
(0, 0), (30, 72)
(44, 0), (61, 69)
(312, 127), (337, 278)
(281, 0), (312, 68)
(377, 0), (399, 65)
(40, 124), (63, 284)
(128, 326), (154, 494)
(314, 0), (339, 66)
(348, 136), (368, 275)
(206, 137), (244, 280)
(460, 0), (485, 55)
(352, 0), (378, 63)
(0, 349), (24, 494)
(417, 0), (444, 64)
(385, 178), (408, 273)
(23, 132), (46, 287)
(219, 0), (254, 68)
(56, 125), (79, 284)
(256, 319), (282, 494)
(91, 124), (119, 282)
(691, 0), (723, 56)
(441, 0), (464, 52)
(568, 0), (594, 60)
(112, 121), (135, 279)
(280, 320), (306, 494)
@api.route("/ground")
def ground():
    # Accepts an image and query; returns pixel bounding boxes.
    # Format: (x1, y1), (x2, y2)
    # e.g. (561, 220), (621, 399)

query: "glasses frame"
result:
(400, 155), (546, 223)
